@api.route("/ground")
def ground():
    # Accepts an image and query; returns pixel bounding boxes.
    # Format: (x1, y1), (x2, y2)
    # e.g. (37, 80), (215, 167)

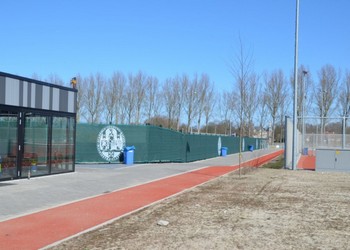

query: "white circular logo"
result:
(97, 126), (126, 162)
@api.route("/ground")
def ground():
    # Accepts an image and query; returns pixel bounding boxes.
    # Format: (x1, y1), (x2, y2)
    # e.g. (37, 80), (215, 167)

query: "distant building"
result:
(252, 128), (268, 139)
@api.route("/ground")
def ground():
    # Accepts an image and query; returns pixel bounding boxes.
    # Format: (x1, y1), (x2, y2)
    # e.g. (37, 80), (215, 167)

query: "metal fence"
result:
(284, 115), (350, 170)
(304, 134), (350, 150)
(300, 116), (350, 151)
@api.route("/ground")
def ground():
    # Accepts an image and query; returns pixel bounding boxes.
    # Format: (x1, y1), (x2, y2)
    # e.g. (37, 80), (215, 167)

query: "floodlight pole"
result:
(301, 70), (308, 153)
(292, 0), (300, 171)
(342, 116), (346, 149)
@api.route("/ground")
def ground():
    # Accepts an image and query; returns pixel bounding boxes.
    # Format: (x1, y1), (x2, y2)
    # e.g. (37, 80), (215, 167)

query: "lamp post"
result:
(301, 70), (308, 153)
(292, 0), (300, 170)
(344, 105), (350, 148)
(320, 90), (326, 146)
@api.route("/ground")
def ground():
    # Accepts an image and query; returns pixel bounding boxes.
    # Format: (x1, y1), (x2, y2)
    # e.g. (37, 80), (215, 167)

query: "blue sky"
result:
(1, 0), (349, 90)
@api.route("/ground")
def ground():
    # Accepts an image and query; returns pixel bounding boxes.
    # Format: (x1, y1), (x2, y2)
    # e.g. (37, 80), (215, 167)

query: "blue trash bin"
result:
(302, 147), (308, 155)
(248, 145), (254, 152)
(221, 147), (228, 157)
(124, 146), (135, 165)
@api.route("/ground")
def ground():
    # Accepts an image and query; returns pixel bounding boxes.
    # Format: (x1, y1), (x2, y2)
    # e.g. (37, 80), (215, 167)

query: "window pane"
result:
(51, 117), (74, 173)
(0, 111), (18, 180)
(22, 114), (49, 177)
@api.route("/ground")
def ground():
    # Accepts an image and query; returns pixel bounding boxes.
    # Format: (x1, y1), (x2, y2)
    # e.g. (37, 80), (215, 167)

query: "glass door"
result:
(0, 109), (75, 181)
(51, 116), (75, 173)
(21, 113), (50, 178)
(0, 111), (19, 180)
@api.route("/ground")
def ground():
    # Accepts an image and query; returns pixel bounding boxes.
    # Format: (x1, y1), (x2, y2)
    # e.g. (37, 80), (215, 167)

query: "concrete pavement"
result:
(0, 148), (281, 222)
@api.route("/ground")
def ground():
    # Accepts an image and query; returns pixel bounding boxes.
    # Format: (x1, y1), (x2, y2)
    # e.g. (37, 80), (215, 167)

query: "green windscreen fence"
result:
(76, 123), (268, 163)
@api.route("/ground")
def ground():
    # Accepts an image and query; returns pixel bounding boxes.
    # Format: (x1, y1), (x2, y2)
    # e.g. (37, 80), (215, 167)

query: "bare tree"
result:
(103, 71), (125, 124)
(133, 71), (147, 124)
(75, 74), (85, 123)
(314, 64), (339, 133)
(184, 74), (199, 133)
(277, 86), (290, 142)
(176, 75), (188, 131)
(162, 77), (179, 129)
(203, 84), (216, 133)
(229, 36), (255, 137)
(219, 90), (236, 135)
(338, 71), (350, 140)
(196, 74), (212, 133)
(31, 73), (42, 81)
(264, 69), (287, 143)
(338, 70), (350, 118)
(243, 73), (260, 137)
(46, 73), (65, 86)
(144, 76), (160, 122)
(83, 73), (104, 124)
(112, 72), (126, 124)
(103, 79), (116, 124)
(256, 92), (268, 138)
(124, 74), (137, 124)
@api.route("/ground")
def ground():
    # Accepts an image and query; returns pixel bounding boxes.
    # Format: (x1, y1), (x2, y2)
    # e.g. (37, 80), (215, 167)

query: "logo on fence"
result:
(97, 126), (126, 162)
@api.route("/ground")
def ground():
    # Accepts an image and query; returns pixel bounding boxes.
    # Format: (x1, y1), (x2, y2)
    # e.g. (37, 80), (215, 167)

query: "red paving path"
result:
(297, 151), (316, 170)
(297, 155), (316, 170)
(0, 150), (283, 250)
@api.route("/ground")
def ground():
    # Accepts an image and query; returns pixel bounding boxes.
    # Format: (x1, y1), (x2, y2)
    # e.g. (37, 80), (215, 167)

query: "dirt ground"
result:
(50, 167), (350, 250)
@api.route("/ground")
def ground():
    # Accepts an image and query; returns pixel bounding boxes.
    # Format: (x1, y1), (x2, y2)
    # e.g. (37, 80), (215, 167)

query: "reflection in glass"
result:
(0, 111), (18, 180)
(51, 117), (75, 173)
(0, 110), (75, 180)
(22, 114), (49, 177)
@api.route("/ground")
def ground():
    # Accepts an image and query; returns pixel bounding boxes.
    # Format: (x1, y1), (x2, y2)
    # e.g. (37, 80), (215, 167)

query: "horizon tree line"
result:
(32, 63), (350, 142)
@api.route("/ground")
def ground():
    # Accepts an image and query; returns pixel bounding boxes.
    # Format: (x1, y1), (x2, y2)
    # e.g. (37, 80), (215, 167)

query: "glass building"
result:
(0, 72), (77, 181)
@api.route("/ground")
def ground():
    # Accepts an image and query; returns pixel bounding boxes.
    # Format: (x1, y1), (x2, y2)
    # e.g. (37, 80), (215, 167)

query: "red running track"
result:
(297, 151), (316, 170)
(0, 150), (283, 250)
